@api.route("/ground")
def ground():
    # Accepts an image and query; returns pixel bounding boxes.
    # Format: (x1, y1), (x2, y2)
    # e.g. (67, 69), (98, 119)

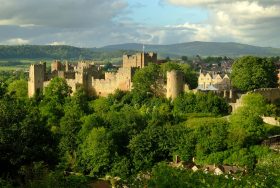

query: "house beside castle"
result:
(197, 72), (231, 91)
(28, 52), (186, 99)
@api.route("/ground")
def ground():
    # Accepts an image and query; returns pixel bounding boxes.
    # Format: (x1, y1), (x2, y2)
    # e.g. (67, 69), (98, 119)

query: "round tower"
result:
(166, 70), (184, 100)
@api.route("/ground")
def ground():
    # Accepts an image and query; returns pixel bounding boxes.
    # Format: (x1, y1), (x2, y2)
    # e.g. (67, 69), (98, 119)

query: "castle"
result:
(28, 52), (186, 99)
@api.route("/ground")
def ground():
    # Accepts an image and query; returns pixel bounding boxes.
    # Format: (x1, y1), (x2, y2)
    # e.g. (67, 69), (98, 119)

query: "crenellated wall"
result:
(230, 88), (280, 113)
(250, 88), (280, 102)
(28, 62), (46, 97)
(123, 52), (157, 68)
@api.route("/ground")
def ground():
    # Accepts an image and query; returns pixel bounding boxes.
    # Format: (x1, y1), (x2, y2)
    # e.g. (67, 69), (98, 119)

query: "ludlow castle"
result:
(28, 52), (186, 99)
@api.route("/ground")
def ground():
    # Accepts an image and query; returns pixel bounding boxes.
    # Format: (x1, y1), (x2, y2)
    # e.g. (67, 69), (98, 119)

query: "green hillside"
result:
(0, 42), (279, 63)
(0, 45), (132, 60)
(102, 41), (280, 57)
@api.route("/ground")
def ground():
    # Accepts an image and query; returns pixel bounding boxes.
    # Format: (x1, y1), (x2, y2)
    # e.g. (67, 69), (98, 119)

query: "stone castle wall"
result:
(230, 88), (280, 113)
(166, 70), (184, 100)
(251, 88), (280, 102)
(123, 52), (157, 69)
(28, 62), (46, 97)
(28, 52), (189, 99)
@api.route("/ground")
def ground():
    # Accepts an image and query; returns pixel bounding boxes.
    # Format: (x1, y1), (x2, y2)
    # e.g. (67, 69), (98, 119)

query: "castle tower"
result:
(28, 62), (46, 97)
(123, 52), (157, 69)
(51, 60), (63, 72)
(166, 70), (184, 100)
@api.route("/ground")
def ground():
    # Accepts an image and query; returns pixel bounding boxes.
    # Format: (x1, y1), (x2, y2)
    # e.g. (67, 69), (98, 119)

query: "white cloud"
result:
(167, 0), (220, 6)
(0, 0), (279, 47)
(48, 41), (66, 46)
(0, 0), (127, 28)
(163, 0), (280, 47)
(4, 38), (30, 45)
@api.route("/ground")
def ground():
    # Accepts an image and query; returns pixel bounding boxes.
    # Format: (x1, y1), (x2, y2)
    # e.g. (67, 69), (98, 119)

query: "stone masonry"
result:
(28, 52), (186, 99)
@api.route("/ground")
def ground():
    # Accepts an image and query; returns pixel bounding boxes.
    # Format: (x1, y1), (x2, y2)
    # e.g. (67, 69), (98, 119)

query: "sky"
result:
(0, 0), (279, 48)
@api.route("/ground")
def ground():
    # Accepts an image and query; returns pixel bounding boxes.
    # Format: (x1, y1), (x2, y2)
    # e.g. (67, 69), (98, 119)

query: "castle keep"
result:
(28, 52), (185, 98)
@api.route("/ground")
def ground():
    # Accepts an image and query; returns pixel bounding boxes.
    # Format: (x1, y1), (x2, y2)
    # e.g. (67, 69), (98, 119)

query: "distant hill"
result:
(101, 41), (280, 57)
(0, 45), (133, 61)
(0, 42), (279, 61)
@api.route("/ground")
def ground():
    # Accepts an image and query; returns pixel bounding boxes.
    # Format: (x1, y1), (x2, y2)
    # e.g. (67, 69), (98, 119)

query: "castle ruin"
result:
(166, 70), (185, 100)
(28, 52), (186, 99)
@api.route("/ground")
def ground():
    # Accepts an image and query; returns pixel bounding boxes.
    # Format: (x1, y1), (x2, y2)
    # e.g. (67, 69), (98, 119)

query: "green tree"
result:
(44, 77), (71, 104)
(0, 97), (56, 182)
(40, 77), (71, 129)
(7, 79), (28, 99)
(160, 62), (198, 89)
(0, 81), (7, 97)
(132, 63), (163, 98)
(78, 127), (113, 176)
(227, 94), (266, 148)
(231, 56), (278, 91)
(173, 92), (229, 115)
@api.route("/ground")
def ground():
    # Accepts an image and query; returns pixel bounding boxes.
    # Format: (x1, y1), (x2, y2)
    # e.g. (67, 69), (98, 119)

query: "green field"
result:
(0, 59), (57, 71)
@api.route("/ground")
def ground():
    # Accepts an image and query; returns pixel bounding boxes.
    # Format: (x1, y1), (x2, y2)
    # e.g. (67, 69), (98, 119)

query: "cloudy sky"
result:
(0, 0), (279, 47)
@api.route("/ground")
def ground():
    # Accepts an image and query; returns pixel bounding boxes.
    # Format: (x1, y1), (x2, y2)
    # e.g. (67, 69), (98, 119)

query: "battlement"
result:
(105, 72), (117, 80)
(28, 52), (165, 98)
(123, 52), (157, 69)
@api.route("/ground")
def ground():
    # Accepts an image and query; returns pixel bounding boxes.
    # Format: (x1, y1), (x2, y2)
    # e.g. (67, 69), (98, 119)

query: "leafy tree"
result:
(160, 62), (198, 89)
(173, 92), (229, 115)
(195, 119), (229, 156)
(7, 79), (28, 99)
(224, 148), (256, 169)
(40, 77), (71, 128)
(181, 56), (188, 62)
(0, 97), (56, 182)
(231, 56), (278, 91)
(132, 63), (163, 98)
(128, 124), (190, 171)
(78, 127), (113, 176)
(227, 94), (266, 149)
(44, 77), (72, 104)
(0, 81), (7, 97)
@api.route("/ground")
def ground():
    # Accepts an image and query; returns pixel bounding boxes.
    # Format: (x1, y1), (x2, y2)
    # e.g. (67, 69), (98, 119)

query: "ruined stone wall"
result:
(51, 61), (65, 72)
(91, 67), (133, 97)
(28, 53), (157, 98)
(251, 88), (280, 102)
(105, 72), (117, 80)
(116, 67), (134, 91)
(28, 62), (46, 97)
(92, 78), (118, 97)
(123, 52), (157, 68)
(230, 88), (280, 113)
(66, 79), (78, 94)
(166, 70), (184, 100)
(123, 53), (143, 68)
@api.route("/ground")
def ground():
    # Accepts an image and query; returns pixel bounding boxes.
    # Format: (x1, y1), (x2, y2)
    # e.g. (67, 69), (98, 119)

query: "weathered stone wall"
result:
(251, 88), (280, 102)
(29, 53), (159, 98)
(28, 62), (46, 97)
(123, 52), (157, 68)
(230, 88), (280, 113)
(166, 70), (184, 100)
(92, 78), (118, 97)
(51, 61), (65, 72)
(92, 67), (134, 97)
(262, 116), (280, 126)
